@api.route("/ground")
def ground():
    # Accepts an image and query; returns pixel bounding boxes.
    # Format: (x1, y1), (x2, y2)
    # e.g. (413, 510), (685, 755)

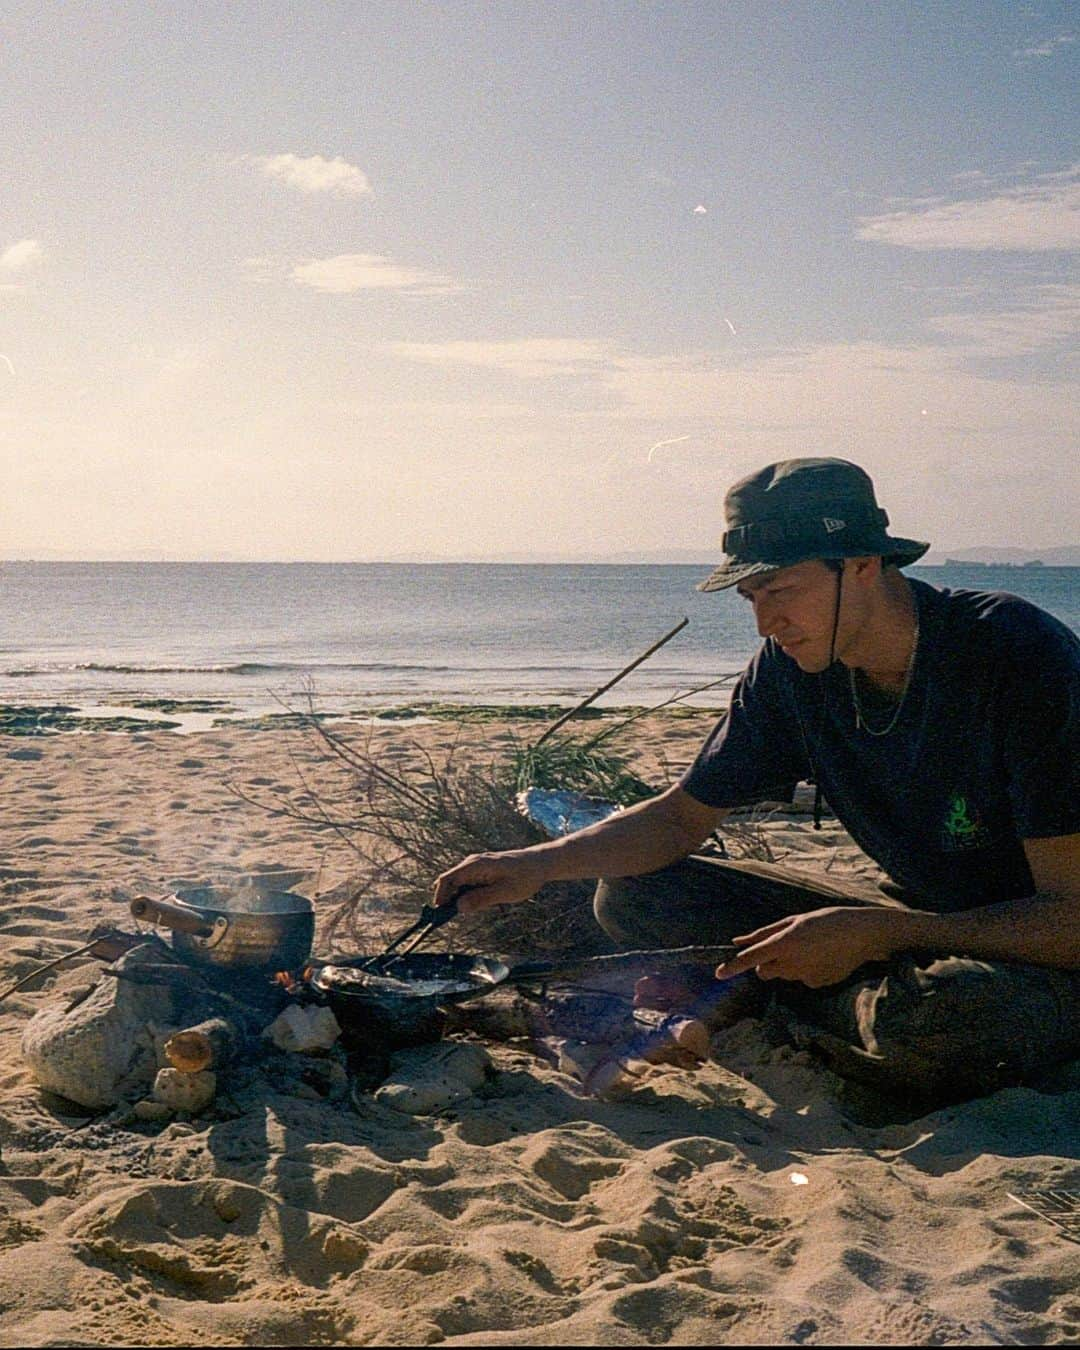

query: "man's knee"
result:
(796, 956), (1080, 1104)
(593, 875), (656, 947)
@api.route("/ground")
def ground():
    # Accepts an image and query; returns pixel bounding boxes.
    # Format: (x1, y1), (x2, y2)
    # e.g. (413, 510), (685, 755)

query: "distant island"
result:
(942, 558), (1046, 569)
(922, 545), (1080, 568)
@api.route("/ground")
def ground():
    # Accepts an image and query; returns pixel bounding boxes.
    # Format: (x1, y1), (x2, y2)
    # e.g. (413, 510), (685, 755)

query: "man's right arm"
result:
(433, 785), (726, 915)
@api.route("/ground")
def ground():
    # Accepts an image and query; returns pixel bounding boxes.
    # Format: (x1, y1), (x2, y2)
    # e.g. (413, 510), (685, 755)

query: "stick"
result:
(0, 938), (106, 1006)
(532, 617), (689, 747)
(507, 942), (737, 986)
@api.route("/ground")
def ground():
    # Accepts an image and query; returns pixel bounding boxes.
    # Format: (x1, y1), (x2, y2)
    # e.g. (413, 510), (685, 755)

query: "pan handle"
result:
(130, 894), (217, 939)
(504, 959), (558, 984)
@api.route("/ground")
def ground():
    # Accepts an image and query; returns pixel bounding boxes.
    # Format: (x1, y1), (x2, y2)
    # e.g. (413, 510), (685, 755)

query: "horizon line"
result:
(2, 550), (1077, 566)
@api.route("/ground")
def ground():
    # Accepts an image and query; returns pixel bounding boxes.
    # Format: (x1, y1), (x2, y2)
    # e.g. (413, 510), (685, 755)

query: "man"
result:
(435, 459), (1080, 1105)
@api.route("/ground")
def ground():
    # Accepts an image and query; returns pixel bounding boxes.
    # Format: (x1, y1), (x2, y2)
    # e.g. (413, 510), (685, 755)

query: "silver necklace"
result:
(849, 612), (920, 737)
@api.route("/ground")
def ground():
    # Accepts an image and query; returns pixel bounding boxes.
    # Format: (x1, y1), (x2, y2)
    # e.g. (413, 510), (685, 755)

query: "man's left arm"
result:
(904, 833), (1080, 969)
(716, 834), (1080, 988)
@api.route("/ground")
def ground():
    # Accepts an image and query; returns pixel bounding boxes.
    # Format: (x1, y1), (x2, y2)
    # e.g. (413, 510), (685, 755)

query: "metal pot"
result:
(130, 886), (314, 970)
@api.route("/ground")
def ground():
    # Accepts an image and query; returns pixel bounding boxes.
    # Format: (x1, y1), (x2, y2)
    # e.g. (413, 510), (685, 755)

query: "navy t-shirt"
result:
(681, 579), (1080, 911)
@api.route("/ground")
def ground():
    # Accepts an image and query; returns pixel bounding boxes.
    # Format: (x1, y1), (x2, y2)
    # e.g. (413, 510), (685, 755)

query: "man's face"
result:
(735, 560), (846, 673)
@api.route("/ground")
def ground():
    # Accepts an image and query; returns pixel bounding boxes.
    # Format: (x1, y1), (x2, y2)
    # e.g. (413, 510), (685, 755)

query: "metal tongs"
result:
(360, 891), (465, 971)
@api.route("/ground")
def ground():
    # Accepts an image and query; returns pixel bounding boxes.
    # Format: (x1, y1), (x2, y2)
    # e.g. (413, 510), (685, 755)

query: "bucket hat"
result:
(697, 458), (930, 592)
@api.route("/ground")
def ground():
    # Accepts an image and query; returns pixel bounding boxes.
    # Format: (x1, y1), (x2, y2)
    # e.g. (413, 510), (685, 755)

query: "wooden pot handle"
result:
(129, 894), (216, 938)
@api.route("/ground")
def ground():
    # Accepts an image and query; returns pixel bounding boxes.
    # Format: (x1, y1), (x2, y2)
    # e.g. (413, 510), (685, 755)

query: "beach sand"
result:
(0, 714), (1077, 1346)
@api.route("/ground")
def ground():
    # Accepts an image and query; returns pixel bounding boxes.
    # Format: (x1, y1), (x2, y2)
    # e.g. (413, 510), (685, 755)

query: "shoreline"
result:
(0, 698), (727, 737)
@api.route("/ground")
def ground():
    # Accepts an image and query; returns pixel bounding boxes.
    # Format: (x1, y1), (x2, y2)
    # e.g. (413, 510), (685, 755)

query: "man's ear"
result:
(848, 555), (883, 587)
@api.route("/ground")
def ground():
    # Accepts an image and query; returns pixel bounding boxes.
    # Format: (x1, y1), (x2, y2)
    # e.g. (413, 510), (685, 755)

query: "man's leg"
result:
(785, 956), (1080, 1107)
(595, 859), (1080, 1105)
(594, 855), (896, 1022)
(594, 853), (893, 950)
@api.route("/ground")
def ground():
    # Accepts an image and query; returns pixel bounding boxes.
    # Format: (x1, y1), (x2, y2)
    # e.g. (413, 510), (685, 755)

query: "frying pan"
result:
(307, 953), (514, 1046)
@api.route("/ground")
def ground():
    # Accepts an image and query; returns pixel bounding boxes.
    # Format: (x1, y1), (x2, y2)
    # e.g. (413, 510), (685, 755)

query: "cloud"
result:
(926, 285), (1080, 357)
(1013, 33), (1075, 59)
(0, 239), (43, 271)
(291, 253), (465, 295)
(856, 164), (1080, 251)
(385, 339), (611, 377)
(243, 153), (372, 197)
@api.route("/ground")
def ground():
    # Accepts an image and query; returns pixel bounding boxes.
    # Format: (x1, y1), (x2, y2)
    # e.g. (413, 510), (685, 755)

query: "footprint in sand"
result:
(991, 1273), (1077, 1314)
(63, 1177), (369, 1296)
(266, 1146), (399, 1224)
(519, 1128), (630, 1201)
(1, 904), (68, 925)
(583, 1139), (788, 1286)
(610, 1283), (742, 1340)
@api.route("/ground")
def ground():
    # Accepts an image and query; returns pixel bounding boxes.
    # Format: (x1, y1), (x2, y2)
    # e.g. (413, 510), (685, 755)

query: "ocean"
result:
(2, 562), (1077, 728)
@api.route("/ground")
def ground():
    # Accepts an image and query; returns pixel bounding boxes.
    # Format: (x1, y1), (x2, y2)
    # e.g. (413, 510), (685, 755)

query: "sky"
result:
(1, 0), (1078, 560)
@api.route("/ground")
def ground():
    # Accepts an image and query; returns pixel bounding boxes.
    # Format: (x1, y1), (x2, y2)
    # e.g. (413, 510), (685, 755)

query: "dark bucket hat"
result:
(697, 458), (930, 592)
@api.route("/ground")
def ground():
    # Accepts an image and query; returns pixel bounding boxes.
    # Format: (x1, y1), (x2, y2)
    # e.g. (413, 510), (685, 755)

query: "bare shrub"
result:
(233, 676), (740, 963)
(232, 716), (655, 962)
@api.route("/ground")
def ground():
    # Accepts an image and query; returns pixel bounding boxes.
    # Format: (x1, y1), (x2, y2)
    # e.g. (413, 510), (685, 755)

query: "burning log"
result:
(539, 1011), (710, 1098)
(629, 1007), (710, 1063)
(164, 1017), (239, 1074)
(444, 981), (717, 1050)
(445, 987), (710, 1096)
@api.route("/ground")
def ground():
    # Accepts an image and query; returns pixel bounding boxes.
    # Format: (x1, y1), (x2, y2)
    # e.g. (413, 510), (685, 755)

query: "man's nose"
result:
(751, 596), (775, 638)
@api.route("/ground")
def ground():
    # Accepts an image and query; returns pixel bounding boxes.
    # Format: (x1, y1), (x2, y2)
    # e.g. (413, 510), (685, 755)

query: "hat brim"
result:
(696, 537), (931, 592)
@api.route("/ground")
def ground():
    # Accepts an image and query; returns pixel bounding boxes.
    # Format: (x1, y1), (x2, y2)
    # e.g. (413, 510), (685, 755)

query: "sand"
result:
(0, 714), (1077, 1346)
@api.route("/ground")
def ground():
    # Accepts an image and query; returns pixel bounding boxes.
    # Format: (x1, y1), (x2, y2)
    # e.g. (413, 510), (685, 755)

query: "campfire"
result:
(15, 881), (337, 1118)
(13, 874), (734, 1121)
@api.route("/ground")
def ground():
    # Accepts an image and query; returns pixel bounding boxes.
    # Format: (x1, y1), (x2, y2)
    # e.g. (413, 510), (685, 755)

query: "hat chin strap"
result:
(812, 563), (845, 831)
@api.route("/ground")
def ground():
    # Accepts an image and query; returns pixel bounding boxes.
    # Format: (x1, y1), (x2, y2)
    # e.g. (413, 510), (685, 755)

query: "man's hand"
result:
(433, 851), (548, 916)
(715, 905), (905, 989)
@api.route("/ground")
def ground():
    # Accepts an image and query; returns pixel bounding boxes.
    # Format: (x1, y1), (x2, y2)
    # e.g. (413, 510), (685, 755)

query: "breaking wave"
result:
(3, 660), (454, 677)
(2, 659), (630, 678)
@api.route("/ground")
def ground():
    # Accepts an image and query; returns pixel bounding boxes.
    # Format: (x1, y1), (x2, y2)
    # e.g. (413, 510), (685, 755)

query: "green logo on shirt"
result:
(941, 791), (991, 851)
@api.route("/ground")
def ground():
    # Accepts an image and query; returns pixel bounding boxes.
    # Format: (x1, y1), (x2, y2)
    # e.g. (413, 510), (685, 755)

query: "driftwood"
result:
(0, 930), (146, 1008)
(164, 1017), (239, 1074)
